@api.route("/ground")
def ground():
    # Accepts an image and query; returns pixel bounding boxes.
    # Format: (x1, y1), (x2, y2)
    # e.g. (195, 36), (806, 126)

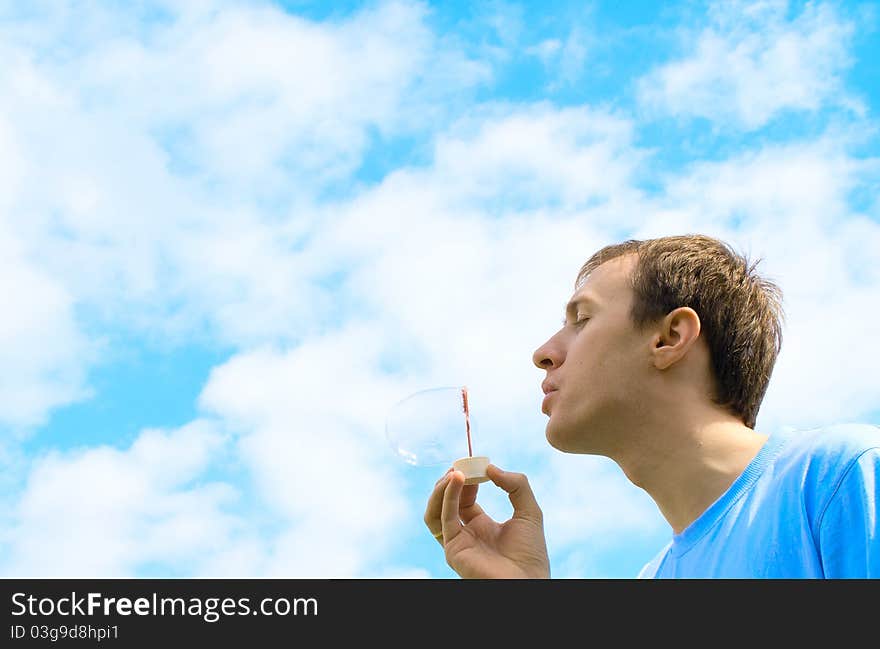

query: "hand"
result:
(423, 464), (550, 579)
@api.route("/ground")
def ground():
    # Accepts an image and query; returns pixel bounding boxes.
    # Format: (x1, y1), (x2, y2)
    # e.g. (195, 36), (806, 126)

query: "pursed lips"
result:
(541, 381), (558, 415)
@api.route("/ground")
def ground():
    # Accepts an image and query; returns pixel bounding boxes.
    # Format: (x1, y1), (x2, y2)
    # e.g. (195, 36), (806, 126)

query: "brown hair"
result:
(577, 234), (784, 428)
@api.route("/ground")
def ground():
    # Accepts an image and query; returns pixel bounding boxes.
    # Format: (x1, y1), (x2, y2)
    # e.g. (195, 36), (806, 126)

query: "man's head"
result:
(532, 234), (784, 455)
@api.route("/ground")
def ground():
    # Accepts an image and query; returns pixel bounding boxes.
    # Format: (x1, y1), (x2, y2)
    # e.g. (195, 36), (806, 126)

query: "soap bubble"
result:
(385, 386), (479, 467)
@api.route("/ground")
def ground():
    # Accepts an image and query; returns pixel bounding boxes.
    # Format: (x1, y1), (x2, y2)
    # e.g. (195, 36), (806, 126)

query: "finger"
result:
(459, 499), (485, 525)
(424, 470), (453, 542)
(457, 482), (483, 523)
(459, 482), (479, 509)
(486, 464), (542, 522)
(440, 470), (466, 544)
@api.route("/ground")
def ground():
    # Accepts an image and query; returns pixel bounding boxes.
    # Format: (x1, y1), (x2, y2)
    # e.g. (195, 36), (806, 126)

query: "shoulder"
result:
(774, 422), (880, 466)
(768, 423), (880, 511)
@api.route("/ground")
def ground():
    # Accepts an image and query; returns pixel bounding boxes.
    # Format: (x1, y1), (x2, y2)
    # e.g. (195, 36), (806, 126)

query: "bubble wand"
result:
(462, 386), (473, 457)
(453, 385), (489, 484)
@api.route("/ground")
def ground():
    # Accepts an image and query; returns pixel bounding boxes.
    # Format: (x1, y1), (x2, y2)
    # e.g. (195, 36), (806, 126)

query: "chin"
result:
(545, 419), (580, 453)
(545, 411), (603, 455)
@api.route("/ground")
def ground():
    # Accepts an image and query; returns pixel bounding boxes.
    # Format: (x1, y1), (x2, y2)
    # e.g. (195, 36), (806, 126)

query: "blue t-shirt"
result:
(638, 422), (880, 578)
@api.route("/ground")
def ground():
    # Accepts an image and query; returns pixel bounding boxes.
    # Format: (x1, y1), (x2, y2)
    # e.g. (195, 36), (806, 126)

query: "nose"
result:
(532, 332), (565, 370)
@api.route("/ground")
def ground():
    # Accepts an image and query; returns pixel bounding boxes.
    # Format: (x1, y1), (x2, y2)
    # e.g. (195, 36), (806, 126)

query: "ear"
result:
(651, 307), (701, 370)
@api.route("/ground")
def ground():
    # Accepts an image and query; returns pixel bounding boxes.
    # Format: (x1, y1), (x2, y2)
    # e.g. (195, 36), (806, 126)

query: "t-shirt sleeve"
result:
(817, 447), (880, 578)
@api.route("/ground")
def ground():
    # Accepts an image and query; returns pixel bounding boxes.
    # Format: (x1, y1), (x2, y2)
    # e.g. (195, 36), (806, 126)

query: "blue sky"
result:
(1, 0), (878, 578)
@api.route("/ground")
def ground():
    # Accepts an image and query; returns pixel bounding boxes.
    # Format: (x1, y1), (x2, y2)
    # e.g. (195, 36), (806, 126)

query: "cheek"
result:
(571, 354), (629, 408)
(599, 348), (646, 400)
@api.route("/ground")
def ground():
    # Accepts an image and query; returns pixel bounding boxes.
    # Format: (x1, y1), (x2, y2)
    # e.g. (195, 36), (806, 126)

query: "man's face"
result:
(532, 254), (650, 454)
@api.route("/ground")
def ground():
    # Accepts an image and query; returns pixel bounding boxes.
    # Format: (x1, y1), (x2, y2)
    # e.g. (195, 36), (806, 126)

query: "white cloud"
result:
(0, 107), (91, 431)
(527, 38), (562, 64)
(0, 0), (487, 305)
(0, 227), (91, 430)
(0, 0), (491, 418)
(198, 329), (416, 576)
(0, 420), (240, 577)
(527, 25), (589, 90)
(638, 0), (860, 129)
(555, 26), (589, 87)
(429, 104), (640, 210)
(69, 0), (488, 192)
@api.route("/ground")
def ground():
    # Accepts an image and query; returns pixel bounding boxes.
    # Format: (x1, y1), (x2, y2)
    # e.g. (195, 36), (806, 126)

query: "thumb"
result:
(486, 464), (543, 523)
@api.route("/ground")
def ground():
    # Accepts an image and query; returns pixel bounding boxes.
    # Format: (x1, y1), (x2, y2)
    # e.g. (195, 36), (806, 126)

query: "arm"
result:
(423, 464), (551, 579)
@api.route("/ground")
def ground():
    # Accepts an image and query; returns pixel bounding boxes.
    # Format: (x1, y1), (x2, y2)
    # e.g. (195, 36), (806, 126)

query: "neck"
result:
(612, 409), (768, 535)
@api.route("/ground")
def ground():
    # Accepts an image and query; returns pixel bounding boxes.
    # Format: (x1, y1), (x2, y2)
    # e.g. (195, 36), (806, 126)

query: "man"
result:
(424, 234), (880, 578)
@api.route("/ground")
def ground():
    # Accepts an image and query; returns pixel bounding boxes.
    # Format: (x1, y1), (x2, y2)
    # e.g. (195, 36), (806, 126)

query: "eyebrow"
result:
(562, 294), (599, 323)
